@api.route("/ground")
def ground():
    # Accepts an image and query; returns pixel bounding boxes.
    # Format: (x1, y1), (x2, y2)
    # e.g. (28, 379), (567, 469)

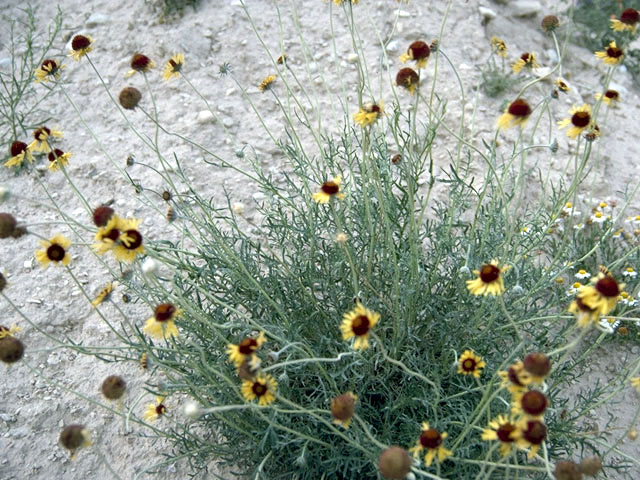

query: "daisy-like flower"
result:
(578, 270), (624, 316)
(227, 331), (267, 367)
(241, 373), (277, 406)
(340, 302), (380, 350)
(611, 9), (639, 33)
(143, 396), (167, 421)
(497, 98), (532, 130)
(599, 317), (620, 334)
(69, 34), (93, 61)
(35, 59), (64, 82)
(125, 53), (155, 77)
(631, 377), (640, 393)
(626, 215), (640, 224)
(457, 350), (486, 378)
(162, 53), (184, 81)
(400, 40), (430, 68)
(466, 260), (509, 296)
(558, 104), (592, 139)
(595, 41), (624, 65)
(35, 234), (71, 268)
(511, 390), (548, 419)
(28, 126), (63, 153)
(490, 36), (507, 58)
(622, 267), (637, 278)
(573, 223), (585, 231)
(331, 392), (357, 428)
(112, 217), (145, 263)
(569, 297), (600, 328)
(481, 415), (520, 457)
(59, 425), (92, 459)
(555, 78), (570, 93)
(595, 89), (620, 106)
(312, 176), (345, 204)
(94, 215), (123, 254)
(91, 282), (115, 307)
(258, 74), (277, 92)
(567, 281), (582, 295)
(0, 324), (22, 340)
(353, 101), (384, 127)
(590, 211), (608, 224)
(144, 303), (181, 339)
(396, 67), (420, 94)
(4, 141), (33, 168)
(409, 422), (453, 467)
(47, 149), (72, 171)
(512, 52), (539, 74)
(516, 419), (547, 459)
(575, 269), (591, 280)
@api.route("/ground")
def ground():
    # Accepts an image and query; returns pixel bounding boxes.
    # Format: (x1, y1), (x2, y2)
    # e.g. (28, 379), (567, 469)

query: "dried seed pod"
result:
(554, 460), (583, 480)
(59, 424), (91, 453)
(378, 446), (412, 479)
(119, 87), (142, 110)
(523, 352), (551, 377)
(0, 336), (24, 364)
(92, 205), (115, 227)
(0, 213), (17, 238)
(101, 375), (127, 400)
(579, 456), (602, 476)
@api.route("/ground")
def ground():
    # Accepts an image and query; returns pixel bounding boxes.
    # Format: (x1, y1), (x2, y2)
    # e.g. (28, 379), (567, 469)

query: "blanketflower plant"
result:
(466, 260), (508, 296)
(339, 302), (380, 350)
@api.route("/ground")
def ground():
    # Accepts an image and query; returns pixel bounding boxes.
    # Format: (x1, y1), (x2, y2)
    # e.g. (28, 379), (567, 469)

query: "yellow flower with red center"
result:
(353, 101), (384, 127)
(125, 53), (155, 77)
(112, 217), (145, 263)
(611, 9), (639, 33)
(516, 419), (547, 459)
(497, 98), (532, 130)
(466, 260), (509, 296)
(568, 296), (600, 328)
(511, 389), (548, 419)
(340, 302), (380, 350)
(28, 126), (63, 153)
(143, 396), (168, 421)
(162, 53), (184, 81)
(144, 303), (182, 339)
(69, 35), (93, 61)
(4, 141), (33, 168)
(457, 350), (486, 378)
(555, 78), (570, 93)
(396, 67), (419, 94)
(47, 149), (72, 171)
(595, 89), (619, 106)
(512, 52), (539, 74)
(227, 331), (267, 367)
(595, 41), (624, 65)
(0, 324), (22, 340)
(409, 422), (453, 467)
(481, 415), (520, 456)
(241, 373), (277, 405)
(558, 104), (592, 139)
(312, 176), (345, 204)
(490, 36), (507, 58)
(400, 40), (430, 68)
(35, 234), (71, 268)
(35, 59), (64, 82)
(577, 270), (623, 317)
(631, 377), (640, 392)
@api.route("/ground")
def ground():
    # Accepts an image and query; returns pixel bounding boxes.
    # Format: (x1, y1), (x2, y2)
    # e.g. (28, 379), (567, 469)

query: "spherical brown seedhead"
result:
(479, 264), (500, 283)
(0, 336), (24, 364)
(508, 99), (532, 118)
(161, 190), (172, 202)
(92, 205), (114, 227)
(522, 420), (546, 445)
(10, 141), (28, 157)
(331, 393), (356, 421)
(0, 213), (17, 238)
(595, 276), (620, 298)
(119, 87), (142, 110)
(378, 446), (412, 480)
(621, 8), (640, 25)
(396, 67), (419, 89)
(59, 424), (86, 451)
(554, 460), (582, 480)
(408, 40), (430, 60)
(131, 53), (152, 71)
(71, 35), (91, 51)
(579, 456), (602, 476)
(237, 358), (257, 381)
(521, 390), (548, 416)
(523, 352), (551, 377)
(101, 375), (127, 400)
(541, 15), (560, 33)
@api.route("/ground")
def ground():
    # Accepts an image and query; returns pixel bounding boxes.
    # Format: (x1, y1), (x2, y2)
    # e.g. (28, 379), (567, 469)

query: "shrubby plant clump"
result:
(2, 1), (640, 479)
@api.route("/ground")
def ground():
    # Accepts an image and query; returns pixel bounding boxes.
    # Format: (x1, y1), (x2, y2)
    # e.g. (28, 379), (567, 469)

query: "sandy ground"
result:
(1, 0), (639, 478)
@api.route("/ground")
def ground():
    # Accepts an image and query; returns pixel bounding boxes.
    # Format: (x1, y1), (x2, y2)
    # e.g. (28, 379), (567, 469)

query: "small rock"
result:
(196, 111), (214, 124)
(386, 40), (398, 52)
(346, 53), (359, 64)
(511, 0), (542, 17)
(393, 9), (411, 18)
(478, 6), (497, 24)
(252, 192), (266, 202)
(222, 117), (234, 128)
(0, 58), (11, 70)
(86, 13), (109, 27)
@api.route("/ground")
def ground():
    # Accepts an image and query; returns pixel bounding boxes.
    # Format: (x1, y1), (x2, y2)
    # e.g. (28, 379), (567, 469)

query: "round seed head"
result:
(59, 424), (88, 451)
(0, 336), (24, 364)
(161, 190), (172, 202)
(0, 212), (17, 238)
(479, 263), (500, 283)
(71, 35), (91, 51)
(621, 8), (639, 25)
(508, 99), (532, 118)
(522, 420), (546, 445)
(119, 87), (142, 110)
(396, 67), (419, 89)
(523, 352), (551, 377)
(378, 446), (412, 480)
(579, 456), (602, 476)
(130, 53), (153, 71)
(554, 460), (583, 480)
(408, 40), (430, 60)
(331, 393), (356, 422)
(92, 205), (114, 227)
(521, 390), (548, 416)
(419, 427), (443, 448)
(101, 375), (127, 400)
(541, 15), (560, 32)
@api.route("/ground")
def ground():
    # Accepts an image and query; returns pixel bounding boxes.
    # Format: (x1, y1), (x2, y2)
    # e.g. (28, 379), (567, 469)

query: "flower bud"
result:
(541, 15), (560, 33)
(523, 352), (551, 378)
